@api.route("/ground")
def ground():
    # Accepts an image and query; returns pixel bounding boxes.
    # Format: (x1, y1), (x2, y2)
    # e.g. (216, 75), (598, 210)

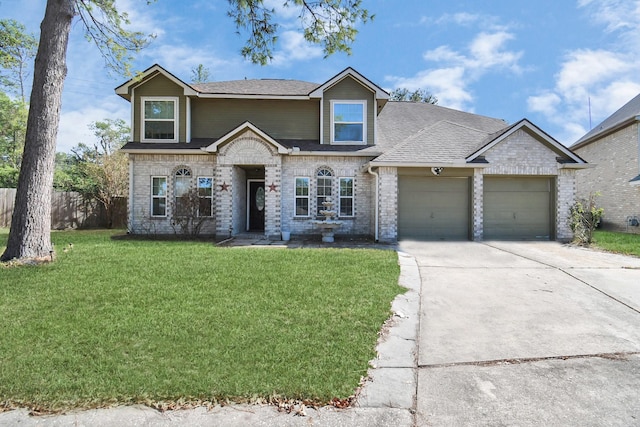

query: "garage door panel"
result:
(398, 176), (470, 240)
(484, 177), (552, 240)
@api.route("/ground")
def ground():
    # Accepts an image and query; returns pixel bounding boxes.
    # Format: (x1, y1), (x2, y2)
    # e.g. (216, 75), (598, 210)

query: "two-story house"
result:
(116, 64), (587, 242)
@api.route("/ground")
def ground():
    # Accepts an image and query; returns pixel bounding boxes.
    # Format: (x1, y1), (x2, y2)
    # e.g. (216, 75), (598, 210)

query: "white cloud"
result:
(140, 44), (238, 80)
(526, 0), (640, 145)
(57, 100), (129, 153)
(271, 31), (325, 66)
(578, 0), (640, 34)
(468, 32), (522, 73)
(556, 49), (631, 100)
(386, 67), (472, 111)
(114, 0), (166, 39)
(386, 26), (522, 111)
(527, 92), (561, 116)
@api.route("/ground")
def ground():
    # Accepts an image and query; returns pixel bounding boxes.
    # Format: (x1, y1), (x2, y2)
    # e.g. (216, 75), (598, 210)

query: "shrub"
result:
(570, 193), (604, 245)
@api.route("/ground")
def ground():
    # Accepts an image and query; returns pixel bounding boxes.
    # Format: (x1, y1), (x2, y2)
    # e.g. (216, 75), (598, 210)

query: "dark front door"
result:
(248, 181), (265, 231)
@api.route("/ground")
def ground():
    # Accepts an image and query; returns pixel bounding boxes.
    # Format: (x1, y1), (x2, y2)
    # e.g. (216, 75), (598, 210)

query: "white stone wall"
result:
(483, 130), (560, 175)
(574, 123), (640, 232)
(280, 155), (374, 238)
(479, 129), (577, 241)
(377, 167), (398, 242)
(216, 131), (282, 238)
(472, 168), (484, 240)
(556, 169), (576, 241)
(128, 154), (216, 235)
(265, 165), (282, 239)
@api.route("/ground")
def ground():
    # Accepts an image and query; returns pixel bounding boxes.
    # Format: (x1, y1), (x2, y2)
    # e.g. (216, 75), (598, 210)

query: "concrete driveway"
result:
(398, 241), (640, 427)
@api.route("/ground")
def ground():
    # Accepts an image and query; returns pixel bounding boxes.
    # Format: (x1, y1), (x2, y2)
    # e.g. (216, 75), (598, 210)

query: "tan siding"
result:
(133, 74), (187, 141)
(323, 77), (375, 145)
(190, 99), (319, 140)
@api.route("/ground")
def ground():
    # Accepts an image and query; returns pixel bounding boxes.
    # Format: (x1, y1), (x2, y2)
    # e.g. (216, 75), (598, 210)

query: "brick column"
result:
(215, 165), (233, 237)
(378, 167), (398, 243)
(556, 168), (576, 242)
(265, 164), (282, 239)
(472, 169), (484, 241)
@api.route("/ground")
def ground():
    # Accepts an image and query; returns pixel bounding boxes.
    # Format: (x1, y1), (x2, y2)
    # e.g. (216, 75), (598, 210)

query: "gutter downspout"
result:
(367, 165), (379, 242)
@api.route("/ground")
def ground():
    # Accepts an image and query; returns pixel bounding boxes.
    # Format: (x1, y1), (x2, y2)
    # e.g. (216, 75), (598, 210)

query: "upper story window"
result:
(331, 100), (366, 144)
(142, 97), (178, 142)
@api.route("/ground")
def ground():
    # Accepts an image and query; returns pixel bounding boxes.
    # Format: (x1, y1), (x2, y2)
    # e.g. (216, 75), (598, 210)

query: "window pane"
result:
(334, 103), (363, 122)
(340, 178), (353, 196)
(339, 199), (353, 216)
(335, 123), (363, 142)
(198, 177), (212, 196)
(199, 198), (212, 217)
(152, 198), (166, 216)
(152, 177), (166, 196)
(145, 121), (175, 140)
(317, 177), (332, 196)
(175, 176), (190, 197)
(145, 100), (174, 119)
(295, 178), (309, 196)
(175, 197), (190, 216)
(295, 198), (309, 216)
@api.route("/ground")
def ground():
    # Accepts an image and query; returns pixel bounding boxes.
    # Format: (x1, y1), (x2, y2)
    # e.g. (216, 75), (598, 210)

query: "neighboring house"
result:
(116, 64), (587, 242)
(571, 93), (640, 233)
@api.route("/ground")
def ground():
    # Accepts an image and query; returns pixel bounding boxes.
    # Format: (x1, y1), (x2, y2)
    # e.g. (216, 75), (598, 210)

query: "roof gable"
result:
(309, 67), (389, 111)
(467, 119), (586, 164)
(202, 121), (289, 154)
(572, 92), (640, 149)
(115, 64), (197, 101)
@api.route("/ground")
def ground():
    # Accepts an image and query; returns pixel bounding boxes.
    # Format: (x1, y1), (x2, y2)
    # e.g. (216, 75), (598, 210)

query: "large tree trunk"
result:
(1, 0), (75, 262)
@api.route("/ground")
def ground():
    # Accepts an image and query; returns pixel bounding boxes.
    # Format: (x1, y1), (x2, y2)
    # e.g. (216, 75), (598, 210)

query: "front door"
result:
(248, 180), (265, 231)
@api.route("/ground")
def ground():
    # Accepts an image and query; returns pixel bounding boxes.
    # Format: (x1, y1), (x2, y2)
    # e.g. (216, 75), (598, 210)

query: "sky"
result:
(2, 0), (640, 152)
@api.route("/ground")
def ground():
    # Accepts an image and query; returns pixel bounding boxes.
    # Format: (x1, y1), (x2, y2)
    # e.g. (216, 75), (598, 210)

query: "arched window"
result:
(316, 168), (333, 216)
(174, 168), (192, 216)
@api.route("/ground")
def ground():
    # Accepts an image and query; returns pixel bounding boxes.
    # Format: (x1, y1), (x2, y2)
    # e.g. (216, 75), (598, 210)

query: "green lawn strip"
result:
(592, 230), (640, 257)
(0, 230), (402, 410)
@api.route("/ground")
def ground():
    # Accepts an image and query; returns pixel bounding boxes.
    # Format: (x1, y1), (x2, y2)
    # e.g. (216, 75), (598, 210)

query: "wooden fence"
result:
(0, 188), (127, 229)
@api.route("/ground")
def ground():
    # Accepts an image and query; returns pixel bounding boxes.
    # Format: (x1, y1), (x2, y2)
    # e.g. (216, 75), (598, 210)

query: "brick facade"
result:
(573, 123), (640, 233)
(472, 129), (578, 241)
(127, 127), (580, 242)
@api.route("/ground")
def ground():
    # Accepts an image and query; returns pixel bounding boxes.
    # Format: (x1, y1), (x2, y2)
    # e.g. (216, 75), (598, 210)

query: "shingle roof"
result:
(374, 101), (508, 160)
(572, 92), (640, 148)
(191, 79), (319, 96)
(374, 120), (492, 163)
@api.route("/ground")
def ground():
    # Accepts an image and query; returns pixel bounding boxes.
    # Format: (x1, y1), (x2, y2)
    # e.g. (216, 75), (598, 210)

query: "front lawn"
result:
(0, 230), (402, 411)
(592, 230), (640, 257)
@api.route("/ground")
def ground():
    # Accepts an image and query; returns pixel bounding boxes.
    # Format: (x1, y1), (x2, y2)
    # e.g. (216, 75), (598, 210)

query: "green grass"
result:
(0, 229), (402, 410)
(592, 230), (640, 257)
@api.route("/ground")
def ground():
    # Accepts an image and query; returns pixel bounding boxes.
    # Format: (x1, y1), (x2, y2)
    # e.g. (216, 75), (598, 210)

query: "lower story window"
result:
(339, 177), (354, 217)
(151, 176), (167, 216)
(295, 177), (310, 216)
(198, 177), (213, 217)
